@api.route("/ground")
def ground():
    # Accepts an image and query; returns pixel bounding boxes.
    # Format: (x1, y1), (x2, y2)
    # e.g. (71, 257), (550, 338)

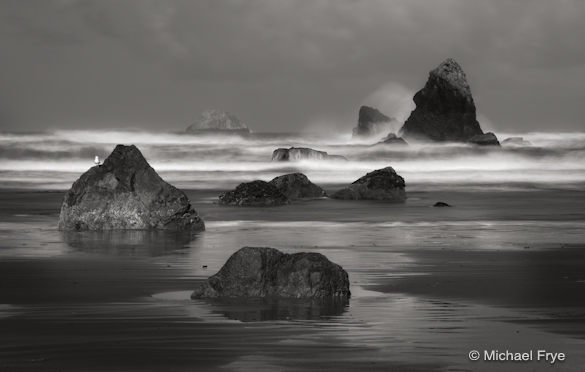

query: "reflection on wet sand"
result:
(61, 230), (201, 256)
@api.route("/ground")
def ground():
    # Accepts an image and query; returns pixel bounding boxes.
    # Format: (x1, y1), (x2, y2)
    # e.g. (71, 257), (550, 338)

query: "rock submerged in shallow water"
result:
(331, 167), (406, 202)
(186, 109), (250, 134)
(433, 202), (451, 207)
(219, 180), (289, 206)
(469, 132), (500, 146)
(378, 133), (408, 145)
(271, 147), (347, 161)
(58, 145), (204, 231)
(269, 173), (326, 199)
(400, 58), (484, 142)
(352, 106), (397, 139)
(191, 247), (350, 299)
(502, 137), (532, 146)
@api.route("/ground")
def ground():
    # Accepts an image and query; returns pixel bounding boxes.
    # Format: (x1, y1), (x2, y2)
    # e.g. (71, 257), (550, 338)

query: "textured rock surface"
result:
(219, 180), (289, 206)
(269, 173), (326, 199)
(400, 58), (484, 142)
(468, 132), (500, 146)
(502, 137), (532, 146)
(59, 145), (204, 231)
(378, 133), (408, 145)
(352, 106), (397, 138)
(191, 247), (350, 299)
(186, 109), (249, 133)
(331, 167), (406, 202)
(271, 147), (347, 161)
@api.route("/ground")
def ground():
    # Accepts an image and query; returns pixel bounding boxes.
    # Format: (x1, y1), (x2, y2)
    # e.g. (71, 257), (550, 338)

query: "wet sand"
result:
(1, 188), (585, 371)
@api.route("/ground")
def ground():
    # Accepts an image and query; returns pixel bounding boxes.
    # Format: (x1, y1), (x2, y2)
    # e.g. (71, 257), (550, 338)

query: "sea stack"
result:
(186, 109), (250, 134)
(352, 106), (397, 139)
(269, 173), (326, 199)
(191, 247), (350, 299)
(271, 147), (347, 161)
(400, 58), (483, 142)
(58, 145), (204, 231)
(331, 167), (406, 202)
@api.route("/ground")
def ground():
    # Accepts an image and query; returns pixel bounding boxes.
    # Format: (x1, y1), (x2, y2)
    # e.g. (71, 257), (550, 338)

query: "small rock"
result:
(219, 180), (289, 207)
(269, 173), (326, 199)
(433, 202), (451, 207)
(271, 147), (347, 161)
(331, 167), (406, 202)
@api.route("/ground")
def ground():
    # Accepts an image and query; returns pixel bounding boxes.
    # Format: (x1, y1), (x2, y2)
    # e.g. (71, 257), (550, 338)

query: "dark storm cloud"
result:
(1, 0), (584, 132)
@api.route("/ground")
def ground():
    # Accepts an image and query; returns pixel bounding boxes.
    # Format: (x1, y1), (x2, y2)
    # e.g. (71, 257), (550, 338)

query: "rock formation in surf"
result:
(269, 173), (326, 199)
(191, 247), (351, 299)
(218, 180), (289, 206)
(58, 145), (205, 231)
(468, 132), (500, 146)
(502, 137), (532, 146)
(352, 106), (397, 139)
(186, 109), (250, 134)
(400, 58), (484, 142)
(378, 133), (408, 145)
(433, 202), (451, 207)
(271, 147), (347, 161)
(331, 167), (406, 202)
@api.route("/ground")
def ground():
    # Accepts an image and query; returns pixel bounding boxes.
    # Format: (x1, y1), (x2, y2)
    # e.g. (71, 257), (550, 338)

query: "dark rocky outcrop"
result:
(352, 106), (397, 138)
(468, 132), (500, 146)
(433, 202), (451, 207)
(502, 137), (532, 146)
(331, 167), (406, 202)
(400, 58), (484, 142)
(269, 173), (326, 199)
(191, 247), (350, 299)
(378, 133), (408, 145)
(58, 145), (204, 231)
(218, 180), (289, 206)
(186, 109), (250, 134)
(271, 147), (347, 161)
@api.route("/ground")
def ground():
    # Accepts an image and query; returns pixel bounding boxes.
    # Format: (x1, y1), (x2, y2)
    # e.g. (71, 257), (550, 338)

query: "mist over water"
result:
(0, 129), (584, 191)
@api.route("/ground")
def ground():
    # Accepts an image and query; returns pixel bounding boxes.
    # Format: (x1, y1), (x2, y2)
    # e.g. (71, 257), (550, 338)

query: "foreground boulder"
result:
(378, 133), (408, 145)
(468, 132), (500, 146)
(269, 173), (326, 199)
(191, 247), (350, 299)
(331, 167), (406, 202)
(272, 147), (347, 161)
(59, 145), (204, 231)
(400, 58), (484, 142)
(352, 106), (397, 139)
(502, 137), (532, 146)
(219, 180), (289, 206)
(186, 109), (250, 134)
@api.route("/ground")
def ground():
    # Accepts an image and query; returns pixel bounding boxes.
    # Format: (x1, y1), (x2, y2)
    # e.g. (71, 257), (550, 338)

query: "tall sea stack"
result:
(400, 58), (483, 142)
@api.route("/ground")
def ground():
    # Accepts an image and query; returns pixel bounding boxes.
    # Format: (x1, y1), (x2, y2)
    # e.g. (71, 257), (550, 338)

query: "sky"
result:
(1, 0), (584, 133)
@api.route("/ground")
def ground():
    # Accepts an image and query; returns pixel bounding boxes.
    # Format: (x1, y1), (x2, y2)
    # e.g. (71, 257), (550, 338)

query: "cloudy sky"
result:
(1, 0), (584, 133)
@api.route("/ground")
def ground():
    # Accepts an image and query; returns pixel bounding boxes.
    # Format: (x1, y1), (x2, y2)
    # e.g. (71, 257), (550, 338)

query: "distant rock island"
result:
(331, 167), (406, 202)
(58, 145), (205, 231)
(352, 106), (397, 139)
(186, 109), (250, 134)
(400, 58), (484, 142)
(272, 147), (347, 161)
(502, 137), (532, 146)
(191, 247), (350, 299)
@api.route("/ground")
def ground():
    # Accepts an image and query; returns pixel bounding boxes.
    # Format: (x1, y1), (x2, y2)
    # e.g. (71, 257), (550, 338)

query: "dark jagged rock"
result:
(378, 133), (408, 145)
(352, 106), (397, 138)
(218, 180), (289, 206)
(433, 202), (451, 207)
(271, 147), (347, 161)
(468, 132), (500, 146)
(269, 173), (326, 199)
(331, 167), (406, 202)
(400, 58), (484, 142)
(186, 109), (250, 134)
(58, 145), (204, 231)
(502, 137), (532, 146)
(191, 247), (350, 299)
